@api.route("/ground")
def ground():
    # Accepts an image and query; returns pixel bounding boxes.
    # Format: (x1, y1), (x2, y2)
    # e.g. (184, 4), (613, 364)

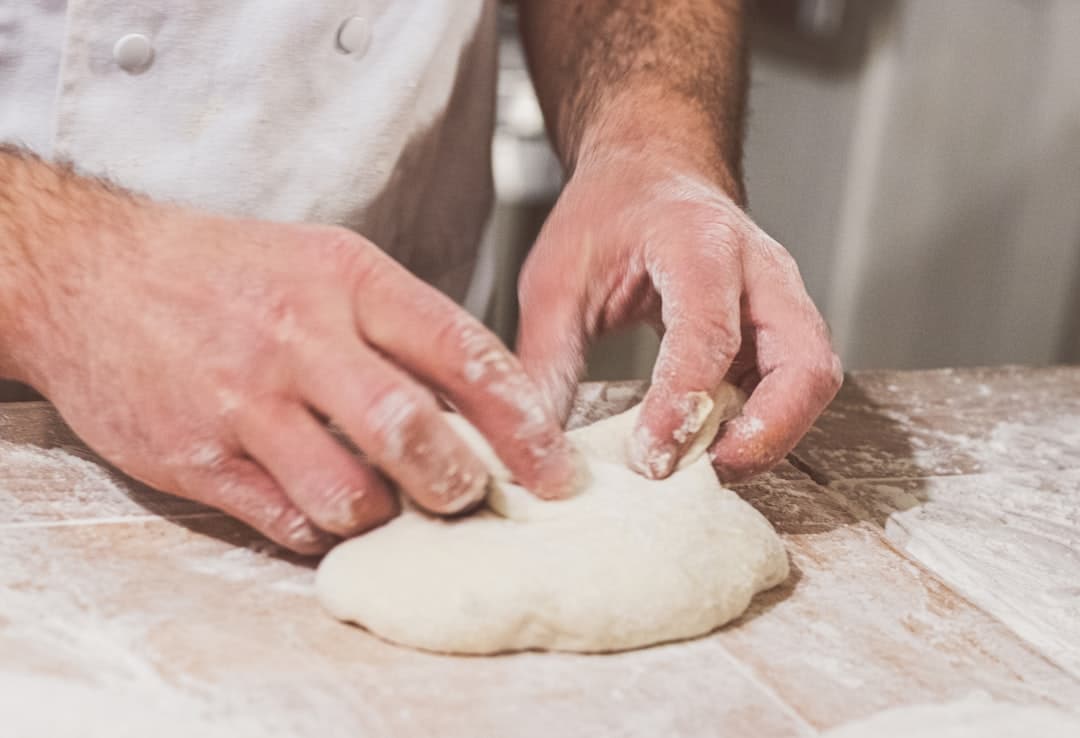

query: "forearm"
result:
(518, 0), (748, 201)
(0, 146), (137, 385)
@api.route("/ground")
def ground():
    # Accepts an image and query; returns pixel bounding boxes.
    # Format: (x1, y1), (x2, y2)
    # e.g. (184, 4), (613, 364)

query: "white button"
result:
(113, 33), (153, 73)
(336, 16), (371, 56)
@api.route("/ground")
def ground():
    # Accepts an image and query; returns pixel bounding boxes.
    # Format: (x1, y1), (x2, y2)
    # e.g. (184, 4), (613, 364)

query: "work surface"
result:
(2, 367), (1080, 736)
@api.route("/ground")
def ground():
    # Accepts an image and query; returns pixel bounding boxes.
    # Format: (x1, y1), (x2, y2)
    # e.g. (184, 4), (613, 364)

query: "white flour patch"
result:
(0, 525), (340, 737)
(462, 348), (513, 385)
(671, 392), (713, 445)
(735, 415), (765, 440)
(0, 671), (274, 738)
(180, 544), (316, 595)
(824, 692), (1080, 737)
(367, 390), (417, 461)
(822, 396), (1080, 680)
(0, 441), (182, 522)
(871, 472), (1080, 679)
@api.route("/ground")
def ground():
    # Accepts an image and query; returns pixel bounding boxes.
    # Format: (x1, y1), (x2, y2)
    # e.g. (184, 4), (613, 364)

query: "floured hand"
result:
(1, 163), (580, 553)
(516, 147), (842, 482)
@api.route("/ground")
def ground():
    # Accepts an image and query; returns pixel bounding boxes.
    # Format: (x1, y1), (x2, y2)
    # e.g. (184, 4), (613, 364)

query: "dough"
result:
(316, 387), (789, 654)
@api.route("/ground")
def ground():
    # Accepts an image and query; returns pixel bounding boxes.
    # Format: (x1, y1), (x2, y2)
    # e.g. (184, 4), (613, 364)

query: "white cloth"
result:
(0, 1), (497, 300)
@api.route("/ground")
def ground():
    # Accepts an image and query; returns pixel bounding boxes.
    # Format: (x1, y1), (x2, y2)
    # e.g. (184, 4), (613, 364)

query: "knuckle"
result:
(706, 219), (743, 250)
(316, 225), (368, 257)
(165, 439), (234, 483)
(806, 350), (844, 398)
(215, 387), (247, 420)
(433, 311), (487, 354)
(310, 477), (388, 535)
(709, 412), (789, 482)
(668, 313), (739, 367)
(185, 440), (231, 474)
(243, 285), (315, 352)
(709, 321), (742, 361)
(516, 261), (542, 305)
(363, 386), (431, 460)
(756, 236), (803, 277)
(434, 313), (515, 384)
(825, 352), (845, 391)
(316, 226), (380, 286)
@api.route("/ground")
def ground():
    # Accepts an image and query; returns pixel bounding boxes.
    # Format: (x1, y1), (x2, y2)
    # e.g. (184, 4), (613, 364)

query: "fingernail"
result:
(282, 515), (336, 553)
(711, 459), (751, 485)
(559, 443), (590, 497)
(430, 464), (489, 514)
(627, 424), (677, 480)
(329, 485), (398, 533)
(672, 392), (715, 444)
(532, 437), (588, 499)
(327, 487), (364, 529)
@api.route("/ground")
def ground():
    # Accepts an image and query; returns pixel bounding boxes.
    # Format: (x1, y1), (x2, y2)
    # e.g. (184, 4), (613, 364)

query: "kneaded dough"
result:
(316, 387), (789, 654)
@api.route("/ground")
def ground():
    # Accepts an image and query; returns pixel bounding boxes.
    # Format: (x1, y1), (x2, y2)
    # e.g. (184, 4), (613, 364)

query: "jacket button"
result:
(113, 33), (154, 74)
(336, 16), (371, 56)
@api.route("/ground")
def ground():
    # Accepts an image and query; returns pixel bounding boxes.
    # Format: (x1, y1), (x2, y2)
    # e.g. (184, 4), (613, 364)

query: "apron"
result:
(0, 0), (497, 301)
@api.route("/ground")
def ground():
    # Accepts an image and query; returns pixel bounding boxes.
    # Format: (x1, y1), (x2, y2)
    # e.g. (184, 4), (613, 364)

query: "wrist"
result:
(568, 88), (746, 205)
(0, 148), (142, 389)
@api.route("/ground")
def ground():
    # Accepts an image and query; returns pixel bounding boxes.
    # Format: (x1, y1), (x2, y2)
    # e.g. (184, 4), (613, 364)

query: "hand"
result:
(10, 197), (581, 553)
(517, 148), (842, 482)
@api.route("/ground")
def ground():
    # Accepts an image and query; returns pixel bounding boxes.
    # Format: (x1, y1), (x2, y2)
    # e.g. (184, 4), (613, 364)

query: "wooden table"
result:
(2, 368), (1080, 736)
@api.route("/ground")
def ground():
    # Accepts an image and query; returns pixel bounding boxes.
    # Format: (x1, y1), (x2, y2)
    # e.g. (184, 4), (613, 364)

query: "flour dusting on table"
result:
(824, 692), (1080, 737)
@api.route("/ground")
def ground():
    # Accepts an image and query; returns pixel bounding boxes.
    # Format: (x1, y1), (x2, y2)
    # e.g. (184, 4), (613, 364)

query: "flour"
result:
(0, 513), (330, 738)
(180, 543), (317, 595)
(813, 372), (1080, 680)
(823, 692), (1080, 737)
(0, 561), (281, 737)
(733, 414), (765, 440)
(0, 440), (203, 523)
(870, 472), (1080, 678)
(0, 438), (341, 736)
(670, 391), (715, 444)
(0, 661), (361, 738)
(0, 672), (273, 738)
(826, 471), (1080, 679)
(366, 390), (418, 462)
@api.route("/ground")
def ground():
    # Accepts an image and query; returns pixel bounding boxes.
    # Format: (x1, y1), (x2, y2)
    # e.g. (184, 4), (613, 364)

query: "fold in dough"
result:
(317, 385), (789, 654)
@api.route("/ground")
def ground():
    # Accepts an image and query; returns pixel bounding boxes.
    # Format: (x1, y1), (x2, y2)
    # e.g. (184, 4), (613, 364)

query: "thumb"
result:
(515, 267), (589, 425)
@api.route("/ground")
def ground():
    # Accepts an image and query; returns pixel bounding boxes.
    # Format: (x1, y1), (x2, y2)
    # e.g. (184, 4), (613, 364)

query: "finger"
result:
(709, 363), (840, 481)
(628, 244), (744, 479)
(709, 239), (842, 481)
(352, 260), (582, 499)
(180, 456), (337, 555)
(515, 258), (589, 424)
(233, 400), (399, 537)
(295, 340), (492, 515)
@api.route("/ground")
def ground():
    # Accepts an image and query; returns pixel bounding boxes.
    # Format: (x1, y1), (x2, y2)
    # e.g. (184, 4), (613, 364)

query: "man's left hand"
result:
(517, 149), (842, 482)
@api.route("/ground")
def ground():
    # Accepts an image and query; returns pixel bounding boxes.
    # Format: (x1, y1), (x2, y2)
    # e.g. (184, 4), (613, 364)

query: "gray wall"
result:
(746, 0), (1080, 370)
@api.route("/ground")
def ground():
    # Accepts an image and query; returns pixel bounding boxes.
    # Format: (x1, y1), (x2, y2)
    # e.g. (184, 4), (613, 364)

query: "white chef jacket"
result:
(0, 1), (497, 301)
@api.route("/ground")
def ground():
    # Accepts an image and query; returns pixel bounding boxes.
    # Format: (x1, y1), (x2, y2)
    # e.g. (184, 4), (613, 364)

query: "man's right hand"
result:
(0, 149), (581, 553)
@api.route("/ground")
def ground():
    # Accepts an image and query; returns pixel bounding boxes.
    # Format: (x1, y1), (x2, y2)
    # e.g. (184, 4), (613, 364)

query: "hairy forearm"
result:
(0, 146), (136, 384)
(518, 0), (748, 201)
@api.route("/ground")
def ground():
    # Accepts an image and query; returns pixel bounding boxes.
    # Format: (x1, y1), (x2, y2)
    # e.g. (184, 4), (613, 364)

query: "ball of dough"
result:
(316, 395), (789, 654)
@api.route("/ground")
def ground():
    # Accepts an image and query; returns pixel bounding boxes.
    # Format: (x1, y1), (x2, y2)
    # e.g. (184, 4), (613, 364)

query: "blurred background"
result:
(471, 0), (1080, 378)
